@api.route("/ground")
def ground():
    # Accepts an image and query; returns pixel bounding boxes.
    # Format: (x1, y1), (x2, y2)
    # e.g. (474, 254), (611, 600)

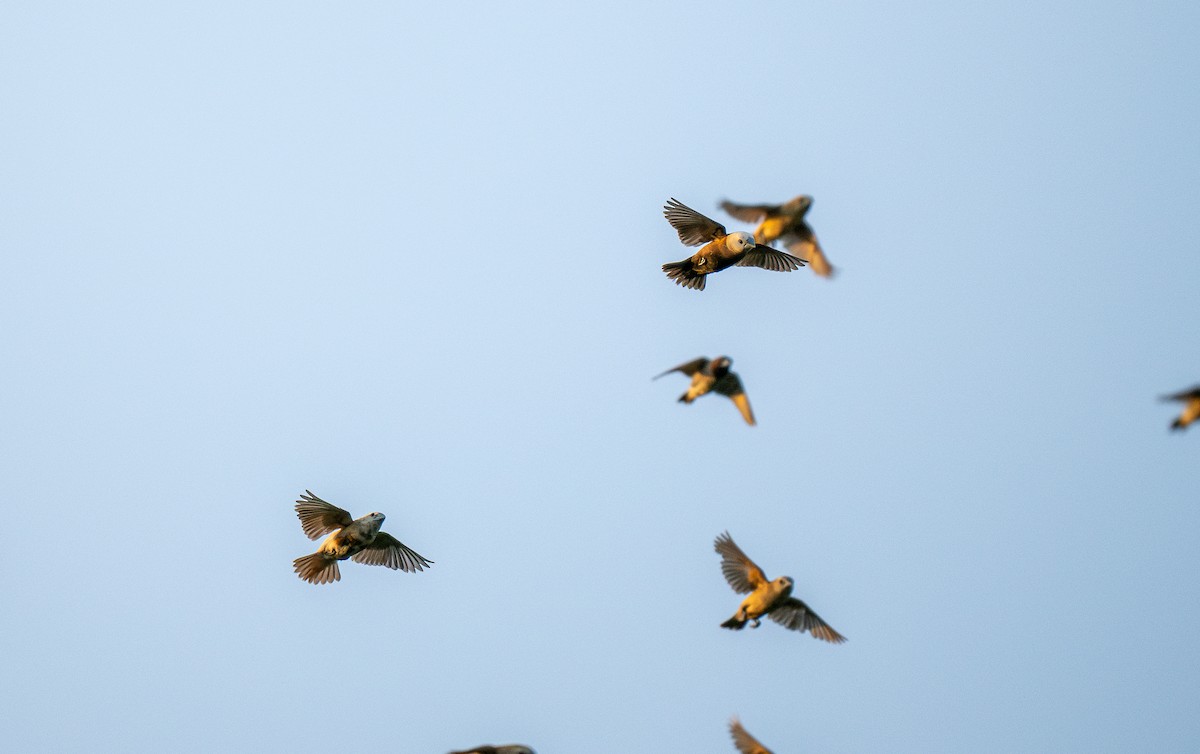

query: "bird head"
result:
(783, 195), (813, 216)
(711, 356), (732, 377)
(775, 575), (795, 596)
(725, 231), (755, 253)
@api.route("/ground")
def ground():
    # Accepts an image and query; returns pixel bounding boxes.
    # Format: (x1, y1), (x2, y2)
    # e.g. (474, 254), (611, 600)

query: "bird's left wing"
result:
(729, 717), (773, 754)
(714, 373), (755, 426)
(735, 245), (806, 272)
(664, 198), (727, 246)
(295, 490), (354, 540)
(714, 532), (768, 592)
(720, 200), (777, 225)
(653, 357), (710, 380)
(351, 532), (434, 572)
(768, 597), (846, 643)
(1161, 385), (1200, 402)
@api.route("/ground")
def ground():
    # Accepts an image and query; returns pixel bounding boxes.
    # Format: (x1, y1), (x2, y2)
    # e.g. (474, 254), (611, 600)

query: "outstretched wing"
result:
(736, 244), (806, 272)
(714, 532), (768, 593)
(714, 373), (755, 426)
(720, 200), (777, 225)
(295, 490), (353, 540)
(653, 357), (710, 380)
(730, 717), (773, 754)
(351, 532), (434, 572)
(768, 597), (847, 644)
(664, 198), (726, 246)
(1161, 385), (1200, 402)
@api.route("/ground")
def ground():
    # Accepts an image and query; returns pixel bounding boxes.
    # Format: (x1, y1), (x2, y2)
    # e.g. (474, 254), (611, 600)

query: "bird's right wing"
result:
(664, 198), (727, 246)
(653, 357), (709, 380)
(295, 490), (353, 540)
(720, 200), (777, 225)
(768, 597), (847, 644)
(730, 717), (774, 754)
(714, 532), (768, 593)
(351, 532), (434, 572)
(714, 374), (755, 426)
(735, 245), (806, 272)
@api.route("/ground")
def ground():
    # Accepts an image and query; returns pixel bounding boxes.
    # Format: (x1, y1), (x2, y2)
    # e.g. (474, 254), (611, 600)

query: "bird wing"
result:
(768, 597), (847, 643)
(720, 200), (777, 225)
(713, 373), (755, 425)
(714, 532), (768, 593)
(664, 198), (726, 246)
(294, 490), (353, 540)
(1161, 385), (1200, 402)
(351, 532), (434, 572)
(730, 718), (773, 754)
(785, 235), (834, 278)
(653, 357), (710, 380)
(735, 244), (805, 272)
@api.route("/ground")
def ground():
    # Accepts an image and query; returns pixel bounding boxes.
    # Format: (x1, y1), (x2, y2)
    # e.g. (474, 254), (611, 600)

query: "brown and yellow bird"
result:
(448, 747), (535, 754)
(729, 717), (774, 754)
(715, 531), (845, 643)
(721, 195), (834, 278)
(655, 356), (755, 425)
(661, 198), (806, 290)
(1161, 385), (1200, 431)
(292, 490), (433, 585)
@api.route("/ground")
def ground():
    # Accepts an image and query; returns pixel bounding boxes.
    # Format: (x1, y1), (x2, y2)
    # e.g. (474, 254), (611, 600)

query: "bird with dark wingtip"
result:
(661, 198), (806, 290)
(729, 717), (774, 754)
(1161, 385), (1200, 431)
(721, 195), (834, 278)
(292, 490), (433, 584)
(655, 356), (755, 425)
(448, 747), (536, 754)
(714, 532), (845, 643)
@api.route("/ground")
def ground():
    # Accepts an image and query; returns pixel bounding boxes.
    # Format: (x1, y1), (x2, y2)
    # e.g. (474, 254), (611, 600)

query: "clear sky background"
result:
(2, 1), (1199, 752)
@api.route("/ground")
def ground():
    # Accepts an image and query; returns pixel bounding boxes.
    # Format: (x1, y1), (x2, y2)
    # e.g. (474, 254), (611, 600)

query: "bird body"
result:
(721, 195), (834, 278)
(292, 490), (433, 584)
(714, 531), (845, 643)
(661, 198), (805, 290)
(655, 356), (755, 425)
(1162, 385), (1200, 431)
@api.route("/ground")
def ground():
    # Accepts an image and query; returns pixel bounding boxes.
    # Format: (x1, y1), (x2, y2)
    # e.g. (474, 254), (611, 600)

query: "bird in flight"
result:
(448, 747), (535, 754)
(714, 531), (845, 643)
(655, 356), (755, 426)
(292, 490), (433, 584)
(721, 195), (834, 278)
(729, 717), (774, 754)
(661, 198), (806, 290)
(1161, 385), (1200, 431)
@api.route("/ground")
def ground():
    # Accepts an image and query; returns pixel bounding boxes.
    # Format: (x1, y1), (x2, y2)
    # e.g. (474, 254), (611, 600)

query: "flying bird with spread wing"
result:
(292, 490), (433, 584)
(661, 198), (806, 290)
(1161, 385), (1200, 431)
(448, 747), (535, 754)
(729, 717), (774, 754)
(714, 531), (845, 643)
(721, 195), (834, 278)
(655, 356), (755, 425)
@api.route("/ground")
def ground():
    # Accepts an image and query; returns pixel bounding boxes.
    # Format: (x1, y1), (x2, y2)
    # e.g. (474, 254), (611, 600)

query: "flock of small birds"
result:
(289, 195), (1195, 753)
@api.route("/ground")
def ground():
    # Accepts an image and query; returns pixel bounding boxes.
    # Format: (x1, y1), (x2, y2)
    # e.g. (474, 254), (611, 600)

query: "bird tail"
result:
(662, 261), (706, 291)
(294, 553), (340, 584)
(721, 614), (747, 630)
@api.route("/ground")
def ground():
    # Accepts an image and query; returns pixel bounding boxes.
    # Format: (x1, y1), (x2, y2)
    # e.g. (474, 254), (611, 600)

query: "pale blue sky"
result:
(3, 1), (1199, 752)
